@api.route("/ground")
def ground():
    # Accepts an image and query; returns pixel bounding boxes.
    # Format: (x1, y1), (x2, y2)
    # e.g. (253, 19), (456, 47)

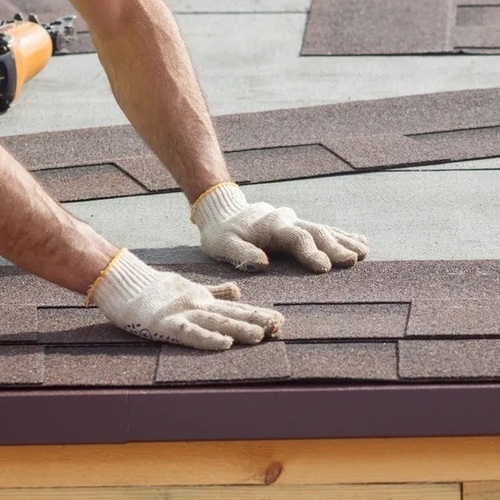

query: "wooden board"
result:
(1, 437), (500, 488)
(0, 484), (461, 500)
(463, 481), (500, 499)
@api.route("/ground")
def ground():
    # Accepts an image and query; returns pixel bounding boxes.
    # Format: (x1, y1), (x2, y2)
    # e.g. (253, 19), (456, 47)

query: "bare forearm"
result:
(0, 147), (117, 293)
(71, 0), (230, 203)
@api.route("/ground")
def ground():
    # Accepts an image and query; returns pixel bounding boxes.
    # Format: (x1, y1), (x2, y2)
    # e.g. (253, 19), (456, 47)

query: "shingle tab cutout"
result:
(3, 88), (500, 201)
(303, 0), (500, 56)
(33, 164), (147, 202)
(0, 259), (498, 387)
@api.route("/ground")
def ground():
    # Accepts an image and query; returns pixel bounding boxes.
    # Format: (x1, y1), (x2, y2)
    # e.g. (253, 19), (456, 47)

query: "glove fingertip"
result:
(195, 334), (234, 351)
(237, 260), (269, 273)
(206, 282), (241, 301)
(304, 251), (332, 274)
(235, 252), (269, 273)
(333, 252), (358, 268)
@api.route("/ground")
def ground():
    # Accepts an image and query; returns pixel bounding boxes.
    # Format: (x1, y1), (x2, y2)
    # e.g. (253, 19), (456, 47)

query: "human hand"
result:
(87, 249), (284, 350)
(191, 183), (368, 273)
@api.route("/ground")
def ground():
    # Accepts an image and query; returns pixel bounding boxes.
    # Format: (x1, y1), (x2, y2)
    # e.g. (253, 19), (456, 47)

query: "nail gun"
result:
(0, 13), (77, 114)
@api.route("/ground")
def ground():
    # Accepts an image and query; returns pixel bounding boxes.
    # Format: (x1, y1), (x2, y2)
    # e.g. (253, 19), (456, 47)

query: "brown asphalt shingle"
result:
(0, 305), (37, 342)
(287, 342), (398, 381)
(37, 307), (143, 344)
(399, 340), (500, 379)
(3, 89), (500, 201)
(276, 303), (410, 340)
(0, 259), (498, 387)
(156, 342), (291, 384)
(406, 300), (500, 338)
(33, 164), (147, 202)
(303, 0), (500, 56)
(44, 345), (160, 386)
(0, 345), (44, 385)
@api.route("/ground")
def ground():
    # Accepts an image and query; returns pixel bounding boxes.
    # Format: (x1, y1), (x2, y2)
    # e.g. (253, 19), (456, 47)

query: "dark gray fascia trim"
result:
(1, 384), (499, 445)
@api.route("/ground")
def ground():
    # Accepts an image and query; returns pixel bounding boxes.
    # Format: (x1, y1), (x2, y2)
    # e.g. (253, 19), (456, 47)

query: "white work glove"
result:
(191, 183), (368, 273)
(87, 249), (284, 350)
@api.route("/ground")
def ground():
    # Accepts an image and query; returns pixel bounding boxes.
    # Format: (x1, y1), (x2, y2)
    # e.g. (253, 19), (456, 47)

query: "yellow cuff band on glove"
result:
(83, 247), (128, 307)
(190, 182), (238, 223)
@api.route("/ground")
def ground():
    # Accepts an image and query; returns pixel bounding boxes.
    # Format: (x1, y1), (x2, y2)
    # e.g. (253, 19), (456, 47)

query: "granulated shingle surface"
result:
(303, 0), (500, 56)
(0, 345), (44, 385)
(44, 345), (160, 386)
(0, 267), (79, 306)
(156, 342), (290, 384)
(399, 340), (500, 379)
(406, 300), (500, 337)
(4, 88), (500, 201)
(0, 305), (37, 342)
(33, 164), (147, 202)
(287, 342), (398, 380)
(37, 307), (142, 344)
(0, 259), (498, 388)
(226, 145), (353, 182)
(303, 0), (449, 55)
(276, 303), (410, 340)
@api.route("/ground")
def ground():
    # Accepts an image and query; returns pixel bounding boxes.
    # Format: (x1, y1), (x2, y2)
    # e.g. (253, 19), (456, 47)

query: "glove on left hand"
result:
(191, 183), (368, 273)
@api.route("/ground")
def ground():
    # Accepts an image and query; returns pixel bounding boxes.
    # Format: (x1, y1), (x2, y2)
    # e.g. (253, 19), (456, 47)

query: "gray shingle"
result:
(400, 339), (500, 379)
(4, 90), (500, 202)
(276, 302), (410, 340)
(302, 0), (500, 56)
(33, 164), (147, 202)
(156, 341), (290, 384)
(287, 342), (398, 380)
(38, 307), (143, 344)
(0, 345), (44, 385)
(406, 299), (500, 337)
(0, 305), (38, 342)
(44, 346), (160, 386)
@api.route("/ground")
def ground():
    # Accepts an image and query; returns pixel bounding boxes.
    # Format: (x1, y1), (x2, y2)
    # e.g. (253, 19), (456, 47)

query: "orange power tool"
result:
(0, 13), (76, 113)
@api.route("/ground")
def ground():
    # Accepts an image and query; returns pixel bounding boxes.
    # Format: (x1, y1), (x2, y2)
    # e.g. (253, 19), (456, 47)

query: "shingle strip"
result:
(156, 342), (290, 384)
(1, 126), (151, 171)
(37, 307), (143, 344)
(0, 267), (79, 306)
(0, 345), (44, 385)
(399, 339), (500, 379)
(287, 342), (398, 381)
(406, 300), (500, 337)
(302, 0), (450, 56)
(44, 345), (160, 386)
(302, 0), (500, 56)
(2, 90), (500, 202)
(0, 305), (37, 342)
(33, 164), (147, 202)
(276, 302), (410, 340)
(226, 144), (353, 182)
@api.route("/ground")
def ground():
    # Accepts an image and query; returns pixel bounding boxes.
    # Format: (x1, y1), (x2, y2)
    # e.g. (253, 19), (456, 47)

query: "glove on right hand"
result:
(88, 249), (283, 350)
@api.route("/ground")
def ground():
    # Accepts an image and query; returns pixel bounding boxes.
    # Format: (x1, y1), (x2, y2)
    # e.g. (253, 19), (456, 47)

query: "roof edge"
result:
(1, 383), (498, 445)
